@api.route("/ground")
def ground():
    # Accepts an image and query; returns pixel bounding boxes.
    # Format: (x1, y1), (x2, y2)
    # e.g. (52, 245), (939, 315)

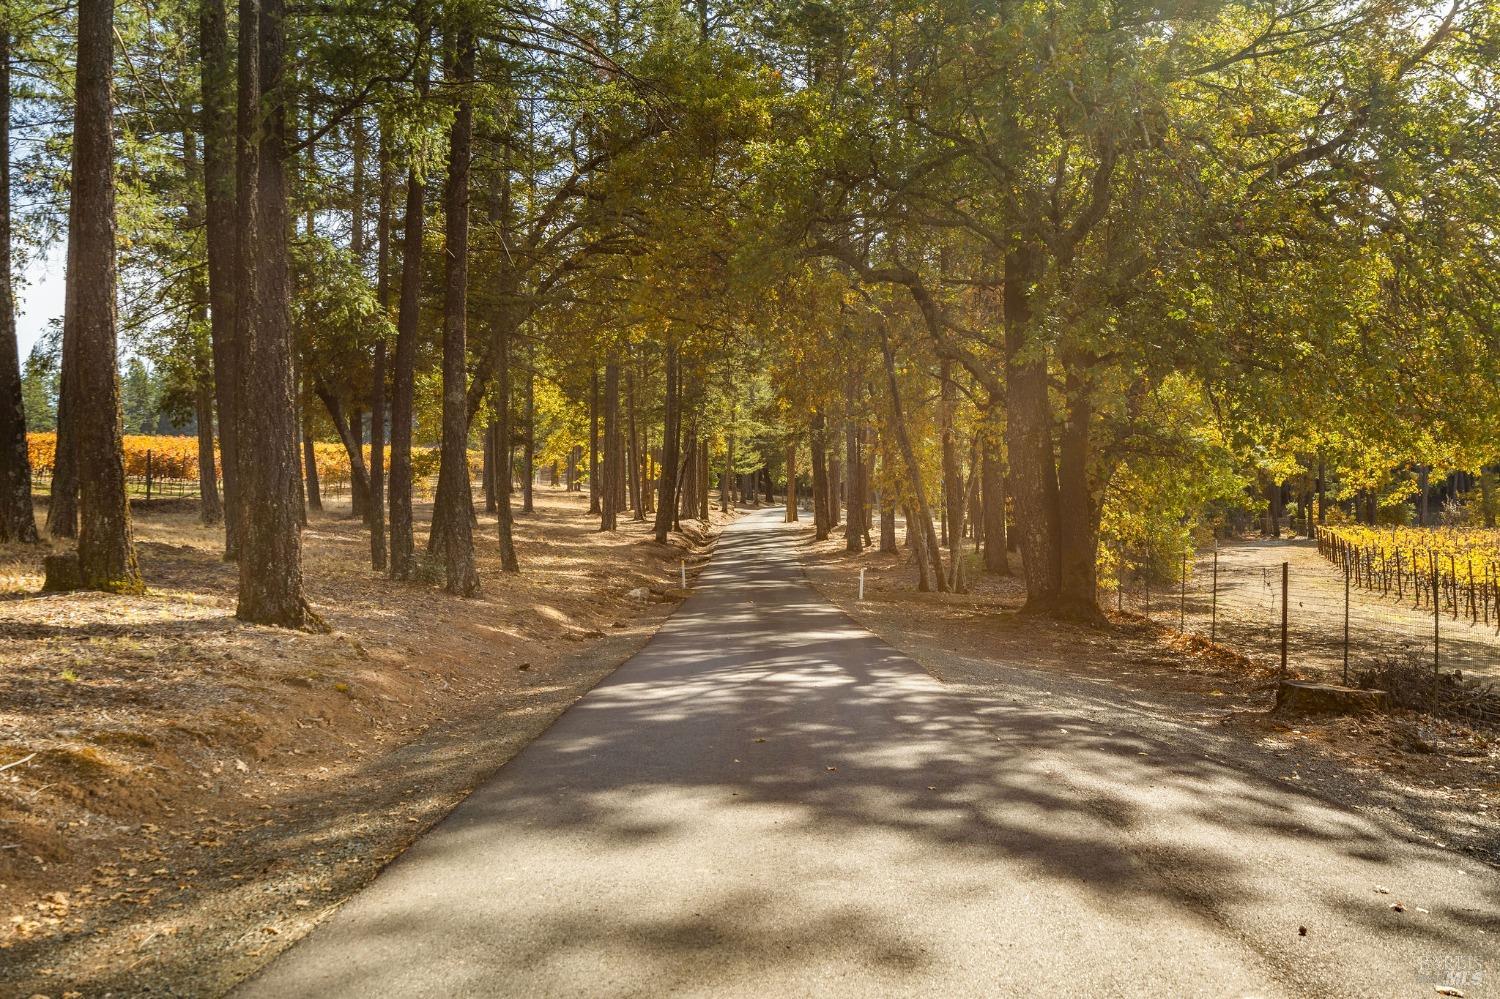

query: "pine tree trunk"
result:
(652, 343), (679, 544)
(302, 400), (322, 512)
(233, 0), (315, 627)
(600, 360), (620, 531)
(522, 343), (535, 513)
(627, 363), (644, 520)
(368, 124), (391, 571)
(194, 379), (222, 525)
(200, 0), (240, 559)
(181, 130), (222, 526)
(494, 326), (518, 571)
(387, 12), (431, 580)
(48, 193), (79, 540)
(588, 368), (601, 514)
(0, 33), (39, 544)
(67, 0), (140, 593)
(431, 29), (479, 596)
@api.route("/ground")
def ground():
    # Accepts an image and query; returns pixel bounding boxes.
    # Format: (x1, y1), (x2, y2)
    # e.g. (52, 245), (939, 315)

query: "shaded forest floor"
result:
(798, 525), (1500, 870)
(0, 488), (725, 996)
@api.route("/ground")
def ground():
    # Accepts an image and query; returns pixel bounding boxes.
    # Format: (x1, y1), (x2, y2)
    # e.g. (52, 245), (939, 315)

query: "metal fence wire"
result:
(1116, 536), (1500, 724)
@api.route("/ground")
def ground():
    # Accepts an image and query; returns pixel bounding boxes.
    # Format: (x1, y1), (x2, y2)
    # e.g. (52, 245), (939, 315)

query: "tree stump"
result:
(41, 552), (83, 593)
(1274, 681), (1389, 717)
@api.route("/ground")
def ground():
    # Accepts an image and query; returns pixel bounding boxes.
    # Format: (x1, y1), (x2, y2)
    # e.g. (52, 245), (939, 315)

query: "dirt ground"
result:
(797, 525), (1500, 869)
(0, 488), (724, 997)
(1139, 537), (1500, 684)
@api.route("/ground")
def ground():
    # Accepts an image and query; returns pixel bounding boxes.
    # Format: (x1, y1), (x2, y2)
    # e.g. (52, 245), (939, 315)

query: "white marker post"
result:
(681, 560), (688, 589)
(859, 568), (866, 601)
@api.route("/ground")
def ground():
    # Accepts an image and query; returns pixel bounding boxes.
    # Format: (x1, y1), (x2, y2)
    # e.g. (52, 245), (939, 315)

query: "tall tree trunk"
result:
(521, 342), (534, 512)
(844, 382), (863, 553)
(879, 439), (897, 554)
(311, 377), (374, 518)
(62, 0), (140, 592)
(940, 359), (962, 556)
(982, 429), (1009, 574)
(785, 437), (798, 522)
(588, 368), (600, 514)
(827, 428), (841, 529)
(1004, 246), (1061, 610)
(811, 411), (829, 539)
(48, 184), (80, 539)
(368, 124), (391, 571)
(1055, 369), (1101, 619)
(494, 326), (518, 571)
(201, 0), (240, 558)
(301, 395), (322, 512)
(181, 130), (222, 526)
(387, 11), (430, 580)
(880, 328), (945, 589)
(430, 28), (479, 596)
(0, 31), (38, 544)
(235, 0), (315, 626)
(652, 343), (679, 543)
(627, 362), (644, 520)
(600, 360), (620, 531)
(721, 426), (733, 513)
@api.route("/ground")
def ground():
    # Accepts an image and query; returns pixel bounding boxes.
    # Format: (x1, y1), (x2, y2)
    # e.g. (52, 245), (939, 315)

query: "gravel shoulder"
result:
(797, 530), (1500, 871)
(0, 491), (725, 996)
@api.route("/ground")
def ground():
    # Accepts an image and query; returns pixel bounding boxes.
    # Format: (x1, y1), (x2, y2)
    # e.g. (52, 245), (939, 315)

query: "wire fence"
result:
(1116, 537), (1500, 724)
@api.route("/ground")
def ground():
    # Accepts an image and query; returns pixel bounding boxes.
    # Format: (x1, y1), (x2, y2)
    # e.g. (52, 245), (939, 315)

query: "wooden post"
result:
(1280, 561), (1289, 678)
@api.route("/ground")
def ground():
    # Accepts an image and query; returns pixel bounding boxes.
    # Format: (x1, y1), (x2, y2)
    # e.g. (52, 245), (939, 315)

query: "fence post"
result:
(1342, 561), (1350, 686)
(145, 449), (153, 502)
(1431, 551), (1440, 712)
(1280, 561), (1289, 678)
(1210, 539), (1218, 643)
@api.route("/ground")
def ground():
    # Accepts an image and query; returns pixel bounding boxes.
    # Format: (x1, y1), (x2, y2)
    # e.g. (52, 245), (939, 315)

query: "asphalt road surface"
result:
(238, 508), (1498, 998)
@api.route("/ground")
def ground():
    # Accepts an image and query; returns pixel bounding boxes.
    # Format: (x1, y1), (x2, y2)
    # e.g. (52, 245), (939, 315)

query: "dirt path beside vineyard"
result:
(0, 490), (726, 996)
(1177, 538), (1500, 683)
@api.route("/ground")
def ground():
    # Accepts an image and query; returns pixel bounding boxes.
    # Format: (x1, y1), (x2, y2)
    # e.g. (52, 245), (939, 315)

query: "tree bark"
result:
(652, 343), (679, 543)
(982, 430), (1009, 574)
(181, 130), (222, 526)
(387, 12), (430, 580)
(522, 342), (535, 512)
(48, 181), (80, 539)
(879, 439), (897, 555)
(368, 124), (391, 571)
(234, 0), (316, 626)
(0, 31), (39, 543)
(201, 0), (240, 558)
(600, 360), (620, 531)
(301, 394), (322, 512)
(430, 28), (479, 596)
(879, 328), (946, 589)
(1004, 245), (1061, 610)
(494, 326), (518, 571)
(844, 383), (863, 553)
(810, 411), (830, 539)
(627, 362), (644, 520)
(785, 437), (798, 522)
(588, 368), (600, 514)
(67, 0), (140, 592)
(1056, 369), (1101, 618)
(940, 359), (962, 555)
